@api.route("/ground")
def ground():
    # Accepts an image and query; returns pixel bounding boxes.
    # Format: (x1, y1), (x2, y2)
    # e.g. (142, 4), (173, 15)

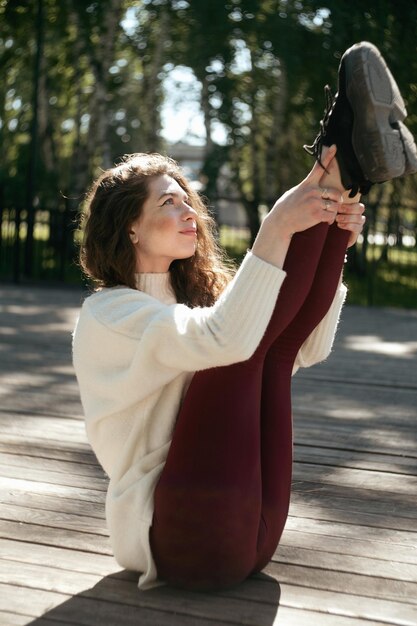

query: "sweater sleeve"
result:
(73, 253), (287, 407)
(292, 281), (347, 375)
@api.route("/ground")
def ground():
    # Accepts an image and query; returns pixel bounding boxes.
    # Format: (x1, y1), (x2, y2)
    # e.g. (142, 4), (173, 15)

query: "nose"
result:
(181, 201), (197, 221)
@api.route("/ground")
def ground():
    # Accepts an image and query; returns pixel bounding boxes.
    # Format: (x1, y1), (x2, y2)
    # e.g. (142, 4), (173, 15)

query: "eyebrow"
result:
(157, 190), (188, 202)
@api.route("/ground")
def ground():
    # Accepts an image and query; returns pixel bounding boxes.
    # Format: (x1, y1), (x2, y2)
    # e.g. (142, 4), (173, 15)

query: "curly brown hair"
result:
(79, 153), (235, 307)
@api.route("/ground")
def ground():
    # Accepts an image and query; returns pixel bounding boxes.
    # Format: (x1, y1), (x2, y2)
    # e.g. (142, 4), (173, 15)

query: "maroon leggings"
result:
(150, 222), (349, 590)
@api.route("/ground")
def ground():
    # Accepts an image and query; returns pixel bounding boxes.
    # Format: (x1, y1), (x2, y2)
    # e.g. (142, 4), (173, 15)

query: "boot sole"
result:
(343, 42), (414, 182)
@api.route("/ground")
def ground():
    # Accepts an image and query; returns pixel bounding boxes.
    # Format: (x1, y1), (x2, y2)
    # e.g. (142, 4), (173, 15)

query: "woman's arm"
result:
(252, 146), (343, 269)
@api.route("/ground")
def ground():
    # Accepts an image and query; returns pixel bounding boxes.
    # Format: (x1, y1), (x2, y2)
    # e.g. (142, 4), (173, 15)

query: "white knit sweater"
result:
(72, 251), (347, 589)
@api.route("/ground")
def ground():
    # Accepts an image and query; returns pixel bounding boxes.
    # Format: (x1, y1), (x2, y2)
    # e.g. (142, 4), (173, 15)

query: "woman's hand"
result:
(252, 146), (342, 269)
(336, 201), (366, 247)
(269, 145), (342, 239)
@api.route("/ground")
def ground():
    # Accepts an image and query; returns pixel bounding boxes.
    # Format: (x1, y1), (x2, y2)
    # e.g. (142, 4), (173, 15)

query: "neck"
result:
(135, 271), (177, 305)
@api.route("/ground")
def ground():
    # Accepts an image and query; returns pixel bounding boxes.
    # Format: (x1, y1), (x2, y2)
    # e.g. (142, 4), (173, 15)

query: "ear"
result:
(128, 225), (140, 245)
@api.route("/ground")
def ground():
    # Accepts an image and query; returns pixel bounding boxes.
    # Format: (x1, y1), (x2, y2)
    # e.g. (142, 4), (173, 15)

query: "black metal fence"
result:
(0, 205), (79, 284)
(1, 205), (416, 307)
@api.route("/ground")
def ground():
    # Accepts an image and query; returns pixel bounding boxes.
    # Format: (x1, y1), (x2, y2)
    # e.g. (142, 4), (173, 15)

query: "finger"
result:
(347, 232), (358, 248)
(321, 204), (337, 223)
(318, 187), (344, 204)
(305, 144), (337, 183)
(336, 214), (366, 228)
(338, 202), (366, 215)
(336, 210), (366, 223)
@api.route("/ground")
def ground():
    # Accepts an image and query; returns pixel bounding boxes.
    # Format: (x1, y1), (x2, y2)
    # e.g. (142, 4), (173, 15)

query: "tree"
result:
(2, 0), (416, 283)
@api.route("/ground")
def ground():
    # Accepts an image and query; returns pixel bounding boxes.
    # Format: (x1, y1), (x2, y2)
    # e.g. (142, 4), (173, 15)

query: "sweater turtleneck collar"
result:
(134, 272), (177, 305)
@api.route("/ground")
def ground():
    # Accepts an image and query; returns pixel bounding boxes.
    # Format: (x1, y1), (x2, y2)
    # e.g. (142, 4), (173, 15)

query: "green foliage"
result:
(344, 246), (417, 309)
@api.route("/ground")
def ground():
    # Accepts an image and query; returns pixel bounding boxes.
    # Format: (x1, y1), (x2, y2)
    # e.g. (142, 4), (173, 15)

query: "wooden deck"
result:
(0, 284), (416, 626)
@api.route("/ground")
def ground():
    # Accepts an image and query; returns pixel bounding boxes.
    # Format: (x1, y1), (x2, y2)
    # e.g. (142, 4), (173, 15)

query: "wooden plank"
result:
(0, 440), (96, 464)
(285, 516), (417, 550)
(266, 561), (417, 604)
(280, 528), (416, 564)
(274, 544), (417, 582)
(294, 421), (417, 449)
(291, 480), (417, 519)
(0, 584), (69, 622)
(293, 400), (417, 430)
(298, 367), (417, 390)
(0, 476), (105, 505)
(0, 538), (120, 577)
(0, 560), (101, 597)
(0, 415), (86, 442)
(221, 607), (393, 626)
(294, 368), (417, 394)
(0, 433), (91, 456)
(294, 443), (417, 474)
(292, 462), (417, 495)
(289, 501), (417, 533)
(0, 452), (105, 479)
(0, 464), (107, 491)
(0, 489), (105, 519)
(294, 430), (417, 456)
(0, 398), (83, 418)
(0, 520), (112, 555)
(0, 387), (81, 408)
(294, 414), (417, 438)
(295, 370), (417, 392)
(299, 338), (417, 386)
(0, 503), (108, 536)
(276, 580), (417, 626)
(0, 612), (34, 626)
(297, 393), (417, 419)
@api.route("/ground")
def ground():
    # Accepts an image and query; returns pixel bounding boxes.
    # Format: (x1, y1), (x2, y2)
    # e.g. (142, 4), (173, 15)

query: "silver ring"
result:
(321, 187), (329, 199)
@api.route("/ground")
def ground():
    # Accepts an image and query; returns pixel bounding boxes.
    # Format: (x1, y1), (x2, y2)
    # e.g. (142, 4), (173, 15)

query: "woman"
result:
(73, 145), (365, 590)
(74, 40), (417, 591)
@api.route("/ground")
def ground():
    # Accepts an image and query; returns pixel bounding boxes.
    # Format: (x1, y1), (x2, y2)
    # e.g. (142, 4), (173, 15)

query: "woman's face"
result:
(129, 174), (198, 273)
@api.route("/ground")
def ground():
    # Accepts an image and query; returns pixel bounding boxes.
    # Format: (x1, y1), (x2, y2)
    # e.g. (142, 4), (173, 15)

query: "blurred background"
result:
(1, 0), (416, 307)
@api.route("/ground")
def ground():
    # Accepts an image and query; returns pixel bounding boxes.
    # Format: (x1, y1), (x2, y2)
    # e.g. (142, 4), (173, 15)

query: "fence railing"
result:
(0, 205), (78, 284)
(1, 206), (416, 307)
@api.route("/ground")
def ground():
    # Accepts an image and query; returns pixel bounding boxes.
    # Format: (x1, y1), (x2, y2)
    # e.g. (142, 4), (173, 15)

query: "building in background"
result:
(167, 142), (247, 228)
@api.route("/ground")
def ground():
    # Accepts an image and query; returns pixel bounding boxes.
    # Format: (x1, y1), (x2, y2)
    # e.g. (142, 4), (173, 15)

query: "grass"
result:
(344, 257), (417, 309)
(220, 225), (417, 310)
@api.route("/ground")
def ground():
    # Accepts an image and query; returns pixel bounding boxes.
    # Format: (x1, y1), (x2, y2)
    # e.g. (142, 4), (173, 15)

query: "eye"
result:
(162, 197), (174, 206)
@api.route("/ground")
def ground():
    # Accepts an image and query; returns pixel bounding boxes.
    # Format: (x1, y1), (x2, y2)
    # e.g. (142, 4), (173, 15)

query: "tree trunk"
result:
(84, 0), (124, 169)
(24, 0), (44, 278)
(142, 8), (168, 151)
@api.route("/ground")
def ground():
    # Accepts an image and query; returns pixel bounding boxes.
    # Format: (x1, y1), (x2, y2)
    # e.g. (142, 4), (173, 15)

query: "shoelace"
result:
(303, 85), (334, 167)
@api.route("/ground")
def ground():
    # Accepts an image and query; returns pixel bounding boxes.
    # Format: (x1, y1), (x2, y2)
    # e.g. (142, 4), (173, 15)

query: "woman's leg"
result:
(252, 161), (362, 569)
(254, 223), (351, 572)
(150, 222), (331, 590)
